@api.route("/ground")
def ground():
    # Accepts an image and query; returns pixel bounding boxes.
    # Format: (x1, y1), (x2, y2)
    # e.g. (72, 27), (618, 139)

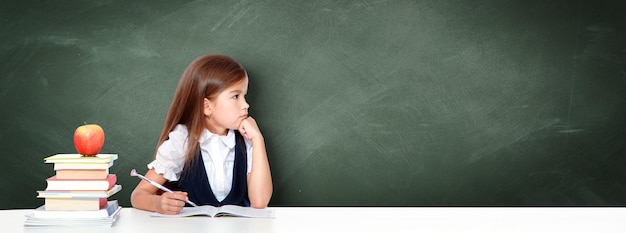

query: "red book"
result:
(45, 174), (117, 191)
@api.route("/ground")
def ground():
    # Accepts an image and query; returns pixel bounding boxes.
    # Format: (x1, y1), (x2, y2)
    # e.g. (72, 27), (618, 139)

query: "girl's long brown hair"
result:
(156, 54), (247, 167)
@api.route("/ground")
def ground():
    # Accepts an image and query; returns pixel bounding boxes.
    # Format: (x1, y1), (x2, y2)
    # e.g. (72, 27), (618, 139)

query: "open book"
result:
(151, 205), (275, 218)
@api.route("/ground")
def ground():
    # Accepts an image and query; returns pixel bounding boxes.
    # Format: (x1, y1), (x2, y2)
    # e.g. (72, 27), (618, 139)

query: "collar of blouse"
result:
(198, 128), (236, 149)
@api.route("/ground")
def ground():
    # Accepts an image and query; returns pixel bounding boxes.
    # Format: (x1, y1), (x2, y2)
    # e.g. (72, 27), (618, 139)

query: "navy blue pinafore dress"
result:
(168, 130), (250, 207)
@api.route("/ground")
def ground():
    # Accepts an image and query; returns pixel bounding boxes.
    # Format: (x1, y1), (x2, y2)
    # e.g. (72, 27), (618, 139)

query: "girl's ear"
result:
(203, 98), (212, 117)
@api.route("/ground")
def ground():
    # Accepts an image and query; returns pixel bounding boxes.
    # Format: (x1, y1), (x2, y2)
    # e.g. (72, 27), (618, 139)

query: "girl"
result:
(131, 54), (272, 215)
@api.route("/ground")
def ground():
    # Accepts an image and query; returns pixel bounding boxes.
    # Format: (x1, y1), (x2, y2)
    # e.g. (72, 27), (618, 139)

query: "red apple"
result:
(73, 124), (105, 156)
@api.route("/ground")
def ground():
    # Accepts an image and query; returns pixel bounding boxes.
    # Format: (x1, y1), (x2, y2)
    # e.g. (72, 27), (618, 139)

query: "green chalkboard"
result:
(1, 0), (625, 209)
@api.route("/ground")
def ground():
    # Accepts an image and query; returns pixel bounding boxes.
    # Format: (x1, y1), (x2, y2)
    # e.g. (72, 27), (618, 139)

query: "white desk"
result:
(3, 207), (626, 233)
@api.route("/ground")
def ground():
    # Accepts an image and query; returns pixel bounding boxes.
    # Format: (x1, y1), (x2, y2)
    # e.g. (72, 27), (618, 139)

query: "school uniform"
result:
(147, 124), (253, 207)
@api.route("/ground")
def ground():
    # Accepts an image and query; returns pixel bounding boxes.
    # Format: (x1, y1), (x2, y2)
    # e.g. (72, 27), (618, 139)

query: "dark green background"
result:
(1, 0), (625, 209)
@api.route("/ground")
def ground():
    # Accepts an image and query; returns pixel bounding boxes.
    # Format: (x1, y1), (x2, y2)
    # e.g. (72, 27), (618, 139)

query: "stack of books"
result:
(25, 154), (122, 227)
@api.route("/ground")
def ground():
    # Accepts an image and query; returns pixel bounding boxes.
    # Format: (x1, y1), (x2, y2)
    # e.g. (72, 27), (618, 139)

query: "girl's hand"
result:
(156, 191), (188, 215)
(239, 116), (264, 142)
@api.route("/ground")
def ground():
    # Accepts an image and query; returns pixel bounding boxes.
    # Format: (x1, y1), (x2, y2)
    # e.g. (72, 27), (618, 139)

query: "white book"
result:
(24, 206), (122, 228)
(30, 200), (120, 219)
(54, 162), (113, 170)
(37, 184), (122, 199)
(44, 154), (118, 164)
(151, 205), (275, 218)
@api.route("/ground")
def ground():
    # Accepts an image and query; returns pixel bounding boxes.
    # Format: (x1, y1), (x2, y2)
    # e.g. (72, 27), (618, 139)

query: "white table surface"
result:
(3, 207), (626, 233)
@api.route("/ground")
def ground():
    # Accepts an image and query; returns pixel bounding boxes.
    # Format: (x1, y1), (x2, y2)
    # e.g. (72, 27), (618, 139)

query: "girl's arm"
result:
(130, 169), (189, 214)
(239, 117), (273, 208)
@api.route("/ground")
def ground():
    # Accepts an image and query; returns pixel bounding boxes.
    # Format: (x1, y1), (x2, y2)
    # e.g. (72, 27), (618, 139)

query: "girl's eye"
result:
(232, 95), (239, 99)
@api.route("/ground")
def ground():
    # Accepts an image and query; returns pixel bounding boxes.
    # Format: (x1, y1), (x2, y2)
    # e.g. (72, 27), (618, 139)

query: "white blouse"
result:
(147, 124), (253, 202)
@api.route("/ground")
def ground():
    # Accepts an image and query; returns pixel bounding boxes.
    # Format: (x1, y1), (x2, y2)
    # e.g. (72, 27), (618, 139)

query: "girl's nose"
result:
(242, 99), (250, 110)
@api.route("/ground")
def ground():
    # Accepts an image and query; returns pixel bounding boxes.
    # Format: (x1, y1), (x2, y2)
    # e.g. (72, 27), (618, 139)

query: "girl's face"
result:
(204, 77), (250, 135)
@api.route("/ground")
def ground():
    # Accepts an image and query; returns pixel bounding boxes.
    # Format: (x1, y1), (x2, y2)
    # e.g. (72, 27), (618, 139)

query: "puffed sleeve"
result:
(147, 125), (189, 181)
